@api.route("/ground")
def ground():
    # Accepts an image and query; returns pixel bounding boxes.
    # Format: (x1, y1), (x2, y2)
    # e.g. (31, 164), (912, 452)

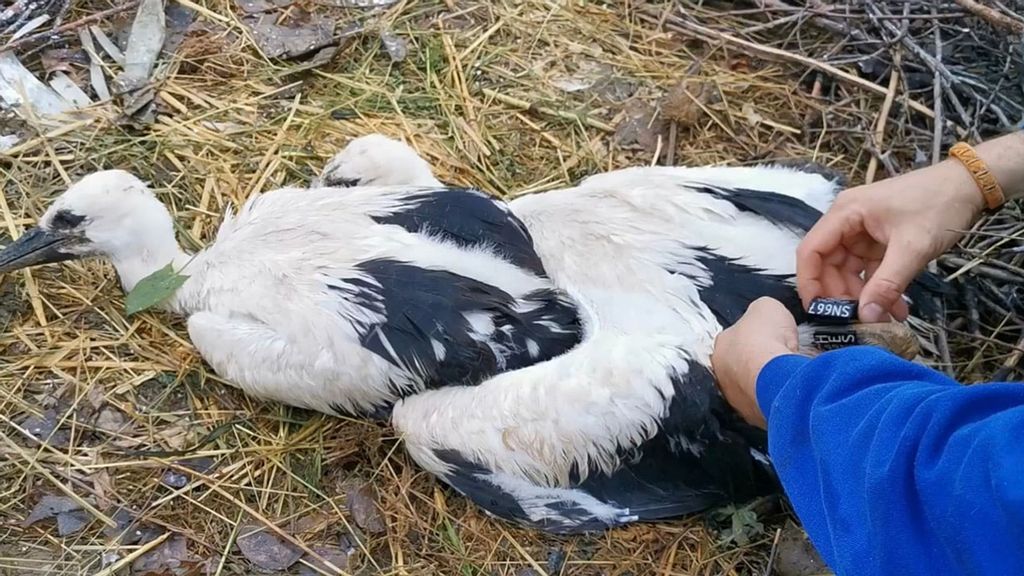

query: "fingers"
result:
(796, 207), (865, 307)
(859, 237), (931, 322)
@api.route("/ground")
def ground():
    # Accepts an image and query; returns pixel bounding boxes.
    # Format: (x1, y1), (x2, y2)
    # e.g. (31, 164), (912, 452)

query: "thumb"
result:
(860, 238), (931, 322)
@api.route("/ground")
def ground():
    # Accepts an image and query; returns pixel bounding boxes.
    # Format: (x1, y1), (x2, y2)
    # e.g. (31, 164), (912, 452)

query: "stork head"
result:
(313, 133), (442, 189)
(0, 170), (182, 291)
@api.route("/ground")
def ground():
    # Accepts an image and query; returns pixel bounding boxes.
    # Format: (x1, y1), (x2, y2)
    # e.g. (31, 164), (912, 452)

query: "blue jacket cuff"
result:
(756, 354), (811, 423)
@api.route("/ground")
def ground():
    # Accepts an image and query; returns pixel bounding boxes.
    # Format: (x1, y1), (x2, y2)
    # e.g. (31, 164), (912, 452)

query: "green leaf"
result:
(124, 261), (189, 316)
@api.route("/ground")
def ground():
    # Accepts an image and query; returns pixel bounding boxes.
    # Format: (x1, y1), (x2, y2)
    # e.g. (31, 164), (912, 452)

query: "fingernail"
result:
(861, 303), (887, 323)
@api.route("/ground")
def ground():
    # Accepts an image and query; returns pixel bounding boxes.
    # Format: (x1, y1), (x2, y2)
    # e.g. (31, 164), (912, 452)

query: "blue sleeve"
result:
(756, 346), (1024, 576)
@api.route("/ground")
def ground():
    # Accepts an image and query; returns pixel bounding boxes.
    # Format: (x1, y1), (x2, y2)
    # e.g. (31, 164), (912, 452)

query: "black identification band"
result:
(807, 297), (858, 324)
(812, 325), (860, 352)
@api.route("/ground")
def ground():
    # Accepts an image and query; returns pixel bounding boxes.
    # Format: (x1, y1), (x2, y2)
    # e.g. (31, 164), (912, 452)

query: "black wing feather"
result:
(335, 259), (581, 393)
(693, 184), (948, 322)
(371, 188), (547, 276)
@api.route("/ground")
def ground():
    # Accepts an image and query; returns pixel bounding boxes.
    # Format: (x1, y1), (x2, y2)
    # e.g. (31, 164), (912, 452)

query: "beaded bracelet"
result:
(948, 141), (1006, 210)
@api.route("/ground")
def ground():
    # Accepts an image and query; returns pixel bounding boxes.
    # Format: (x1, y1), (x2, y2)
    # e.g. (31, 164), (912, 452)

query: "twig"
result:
(940, 255), (1024, 283)
(867, 2), (977, 135)
(927, 4), (954, 374)
(0, 0), (141, 53)
(654, 13), (944, 122)
(480, 88), (615, 133)
(866, 50), (900, 184)
(992, 332), (1024, 381)
(752, 0), (882, 47)
(92, 532), (172, 576)
(763, 528), (783, 576)
(931, 7), (944, 165)
(952, 0), (1024, 34)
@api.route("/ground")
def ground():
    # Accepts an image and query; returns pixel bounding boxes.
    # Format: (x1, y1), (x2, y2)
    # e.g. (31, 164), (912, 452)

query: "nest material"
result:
(0, 0), (1021, 574)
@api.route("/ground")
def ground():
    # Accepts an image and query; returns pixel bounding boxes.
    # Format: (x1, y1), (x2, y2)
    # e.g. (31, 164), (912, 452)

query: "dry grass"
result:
(0, 0), (1001, 574)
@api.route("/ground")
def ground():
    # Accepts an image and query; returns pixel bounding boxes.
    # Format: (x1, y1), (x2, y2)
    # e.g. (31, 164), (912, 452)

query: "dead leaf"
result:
(379, 30), (407, 62)
(298, 546), (351, 576)
(661, 75), (711, 127)
(154, 421), (193, 450)
(774, 522), (832, 576)
(20, 409), (69, 446)
(95, 407), (128, 433)
(132, 534), (198, 574)
(236, 521), (303, 572)
(741, 102), (764, 127)
(290, 510), (331, 535)
(347, 484), (385, 534)
(103, 508), (143, 544)
(87, 385), (106, 410)
(613, 100), (666, 154)
(56, 510), (90, 536)
(90, 26), (125, 64)
(22, 495), (82, 528)
(162, 2), (196, 56)
(92, 469), (115, 509)
(243, 13), (335, 60)
(549, 60), (612, 93)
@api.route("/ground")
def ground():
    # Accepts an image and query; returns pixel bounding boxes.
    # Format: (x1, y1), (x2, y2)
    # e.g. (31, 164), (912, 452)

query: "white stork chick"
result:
(0, 170), (582, 420)
(313, 133), (442, 189)
(315, 135), (947, 534)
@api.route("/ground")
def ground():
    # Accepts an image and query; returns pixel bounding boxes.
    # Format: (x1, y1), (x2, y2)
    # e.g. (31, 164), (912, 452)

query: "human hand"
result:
(712, 297), (800, 429)
(796, 160), (985, 323)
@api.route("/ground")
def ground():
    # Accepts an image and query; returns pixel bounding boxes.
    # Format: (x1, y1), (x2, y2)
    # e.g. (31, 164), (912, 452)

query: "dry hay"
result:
(0, 0), (1019, 574)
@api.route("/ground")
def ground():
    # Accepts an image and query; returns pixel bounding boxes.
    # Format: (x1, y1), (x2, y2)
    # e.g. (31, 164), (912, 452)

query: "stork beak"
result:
(0, 227), (81, 274)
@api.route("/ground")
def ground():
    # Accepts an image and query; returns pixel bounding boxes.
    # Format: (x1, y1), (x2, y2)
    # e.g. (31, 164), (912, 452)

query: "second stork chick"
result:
(313, 134), (946, 534)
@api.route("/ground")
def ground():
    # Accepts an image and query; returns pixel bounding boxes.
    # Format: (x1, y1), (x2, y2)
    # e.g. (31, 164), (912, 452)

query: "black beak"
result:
(0, 227), (81, 274)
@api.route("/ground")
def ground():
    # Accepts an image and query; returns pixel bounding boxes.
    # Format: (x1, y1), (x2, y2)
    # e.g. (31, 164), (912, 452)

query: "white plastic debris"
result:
(79, 28), (111, 101)
(115, 0), (166, 93)
(48, 72), (93, 108)
(0, 53), (72, 117)
(0, 134), (21, 151)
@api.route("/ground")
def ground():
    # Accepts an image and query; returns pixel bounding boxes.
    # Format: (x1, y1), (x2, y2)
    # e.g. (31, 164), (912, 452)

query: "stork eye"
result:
(50, 210), (86, 230)
(336, 177), (361, 187)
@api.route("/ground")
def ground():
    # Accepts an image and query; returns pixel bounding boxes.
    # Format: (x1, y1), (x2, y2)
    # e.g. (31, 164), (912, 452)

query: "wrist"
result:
(974, 131), (1024, 202)
(936, 132), (1024, 217)
(934, 158), (988, 220)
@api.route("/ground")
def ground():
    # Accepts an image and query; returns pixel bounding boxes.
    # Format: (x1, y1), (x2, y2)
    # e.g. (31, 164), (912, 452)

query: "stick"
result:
(992, 332), (1024, 381)
(928, 4), (954, 375)
(480, 88), (615, 133)
(0, 1), (141, 53)
(654, 14), (942, 121)
(866, 2), (976, 136)
(953, 0), (1024, 34)
(866, 50), (900, 185)
(931, 6), (944, 165)
(752, 0), (882, 47)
